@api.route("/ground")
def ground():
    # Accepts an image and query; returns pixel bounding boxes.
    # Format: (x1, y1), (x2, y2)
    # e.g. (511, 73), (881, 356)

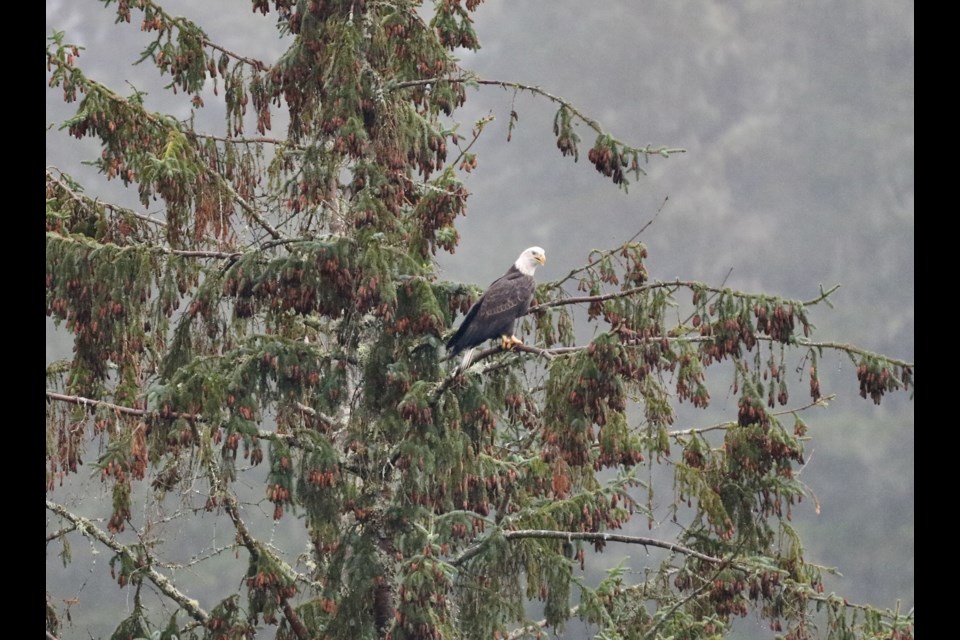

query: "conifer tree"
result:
(46, 2), (913, 639)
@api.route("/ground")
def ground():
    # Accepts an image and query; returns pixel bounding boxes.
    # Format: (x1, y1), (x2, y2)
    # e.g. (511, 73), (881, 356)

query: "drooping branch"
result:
(105, 0), (268, 72)
(390, 76), (685, 159)
(46, 166), (168, 230)
(450, 529), (723, 567)
(45, 499), (210, 626)
(496, 538), (912, 640)
(45, 57), (285, 242)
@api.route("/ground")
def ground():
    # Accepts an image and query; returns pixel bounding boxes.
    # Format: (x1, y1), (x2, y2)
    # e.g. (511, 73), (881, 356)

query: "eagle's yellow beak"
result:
(536, 253), (546, 265)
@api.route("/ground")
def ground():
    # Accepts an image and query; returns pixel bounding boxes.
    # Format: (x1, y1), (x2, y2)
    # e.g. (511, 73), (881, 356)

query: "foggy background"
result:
(46, 1), (914, 637)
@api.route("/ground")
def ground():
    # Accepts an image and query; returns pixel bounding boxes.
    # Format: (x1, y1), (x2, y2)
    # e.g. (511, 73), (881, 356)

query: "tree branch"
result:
(205, 461), (310, 640)
(46, 524), (77, 542)
(668, 394), (837, 438)
(481, 335), (913, 370)
(390, 76), (685, 158)
(46, 166), (167, 229)
(529, 280), (842, 314)
(45, 499), (210, 625)
(48, 231), (244, 260)
(46, 62), (284, 242)
(644, 539), (747, 640)
(545, 223), (657, 291)
(201, 39), (267, 72)
(193, 132), (295, 147)
(45, 390), (335, 450)
(450, 529), (723, 567)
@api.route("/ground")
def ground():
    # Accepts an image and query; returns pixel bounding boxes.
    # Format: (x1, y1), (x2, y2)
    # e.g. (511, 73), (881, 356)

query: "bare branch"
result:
(45, 500), (210, 625)
(46, 524), (77, 542)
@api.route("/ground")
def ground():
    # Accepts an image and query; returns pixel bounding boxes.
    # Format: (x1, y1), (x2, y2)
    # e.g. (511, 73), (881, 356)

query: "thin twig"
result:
(548, 223), (655, 291)
(46, 524), (77, 542)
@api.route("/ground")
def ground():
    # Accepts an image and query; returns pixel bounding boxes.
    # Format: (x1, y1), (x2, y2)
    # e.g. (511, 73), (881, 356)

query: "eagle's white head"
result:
(515, 246), (546, 276)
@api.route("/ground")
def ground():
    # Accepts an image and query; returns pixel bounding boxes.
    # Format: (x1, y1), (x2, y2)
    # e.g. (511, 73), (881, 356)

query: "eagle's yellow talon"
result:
(501, 335), (523, 350)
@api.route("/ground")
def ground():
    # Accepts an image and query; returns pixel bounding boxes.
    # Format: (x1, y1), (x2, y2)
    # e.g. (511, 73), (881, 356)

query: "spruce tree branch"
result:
(502, 336), (913, 369)
(797, 339), (913, 368)
(45, 499), (209, 625)
(46, 166), (167, 229)
(192, 133), (294, 147)
(528, 281), (841, 313)
(390, 77), (685, 158)
(205, 462), (310, 640)
(545, 224), (655, 292)
(48, 230), (243, 260)
(201, 39), (267, 72)
(46, 60), (284, 242)
(450, 530), (723, 567)
(432, 343), (552, 402)
(644, 539), (747, 640)
(389, 77), (602, 133)
(669, 394), (837, 438)
(209, 170), (284, 241)
(109, 0), (268, 72)
(45, 390), (334, 450)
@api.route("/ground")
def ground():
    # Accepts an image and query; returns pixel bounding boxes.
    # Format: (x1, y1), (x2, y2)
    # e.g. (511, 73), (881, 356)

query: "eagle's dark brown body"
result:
(446, 247), (546, 363)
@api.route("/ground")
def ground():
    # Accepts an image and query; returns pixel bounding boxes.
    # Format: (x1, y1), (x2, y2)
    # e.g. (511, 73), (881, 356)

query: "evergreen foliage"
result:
(46, 2), (913, 639)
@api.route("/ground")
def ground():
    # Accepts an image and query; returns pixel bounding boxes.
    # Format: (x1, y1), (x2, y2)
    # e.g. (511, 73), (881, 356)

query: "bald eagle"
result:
(447, 246), (546, 367)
